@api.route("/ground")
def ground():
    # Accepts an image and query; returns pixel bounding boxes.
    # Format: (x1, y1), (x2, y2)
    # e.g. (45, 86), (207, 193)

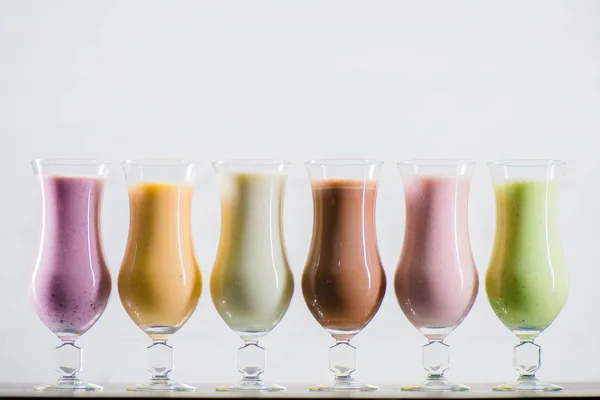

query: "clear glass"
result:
(302, 159), (386, 391)
(118, 158), (202, 391)
(395, 159), (478, 391)
(486, 160), (569, 392)
(31, 159), (112, 391)
(211, 160), (294, 392)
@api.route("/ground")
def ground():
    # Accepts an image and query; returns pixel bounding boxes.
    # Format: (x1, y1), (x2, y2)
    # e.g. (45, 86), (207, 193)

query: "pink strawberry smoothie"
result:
(31, 176), (112, 341)
(395, 176), (478, 336)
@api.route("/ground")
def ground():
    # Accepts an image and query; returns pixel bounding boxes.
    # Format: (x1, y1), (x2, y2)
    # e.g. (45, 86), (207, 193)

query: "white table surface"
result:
(1, 383), (599, 398)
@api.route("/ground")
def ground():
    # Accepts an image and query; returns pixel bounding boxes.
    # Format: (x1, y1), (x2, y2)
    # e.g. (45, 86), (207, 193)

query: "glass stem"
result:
(329, 340), (356, 382)
(423, 339), (450, 380)
(238, 340), (265, 381)
(514, 339), (541, 380)
(55, 340), (82, 382)
(147, 340), (174, 382)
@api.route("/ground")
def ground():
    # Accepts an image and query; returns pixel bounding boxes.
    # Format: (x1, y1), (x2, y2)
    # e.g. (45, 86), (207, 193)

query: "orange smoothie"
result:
(118, 183), (202, 341)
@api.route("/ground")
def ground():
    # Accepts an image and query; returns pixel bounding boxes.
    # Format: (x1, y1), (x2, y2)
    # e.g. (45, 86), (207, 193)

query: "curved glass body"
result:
(395, 159), (478, 392)
(302, 159), (386, 392)
(486, 160), (569, 392)
(31, 158), (112, 391)
(211, 160), (294, 392)
(118, 159), (202, 392)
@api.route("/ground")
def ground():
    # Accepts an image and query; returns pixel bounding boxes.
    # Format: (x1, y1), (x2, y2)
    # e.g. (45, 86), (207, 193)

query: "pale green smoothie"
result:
(486, 181), (569, 337)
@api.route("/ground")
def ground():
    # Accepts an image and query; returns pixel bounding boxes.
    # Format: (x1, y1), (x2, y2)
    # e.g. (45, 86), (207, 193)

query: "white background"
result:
(0, 0), (598, 387)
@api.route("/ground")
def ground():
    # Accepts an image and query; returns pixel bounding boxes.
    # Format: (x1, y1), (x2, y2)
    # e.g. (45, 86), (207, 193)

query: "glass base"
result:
(215, 379), (285, 392)
(126, 378), (195, 392)
(493, 376), (563, 392)
(401, 375), (469, 391)
(310, 377), (378, 391)
(34, 378), (102, 391)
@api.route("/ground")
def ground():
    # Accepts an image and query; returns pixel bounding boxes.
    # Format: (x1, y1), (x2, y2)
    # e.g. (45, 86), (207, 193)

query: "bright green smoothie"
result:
(486, 181), (569, 337)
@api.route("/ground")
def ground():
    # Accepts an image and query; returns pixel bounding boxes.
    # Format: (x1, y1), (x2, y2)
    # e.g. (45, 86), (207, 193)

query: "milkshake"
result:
(486, 181), (569, 335)
(119, 159), (201, 392)
(211, 162), (294, 392)
(486, 160), (569, 392)
(394, 160), (477, 392)
(395, 176), (478, 336)
(303, 159), (386, 392)
(118, 182), (202, 341)
(211, 172), (294, 338)
(302, 179), (386, 337)
(31, 159), (111, 391)
(32, 176), (112, 341)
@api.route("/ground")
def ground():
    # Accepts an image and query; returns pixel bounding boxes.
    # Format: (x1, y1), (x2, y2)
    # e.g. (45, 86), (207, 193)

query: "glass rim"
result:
(306, 158), (384, 167)
(123, 158), (200, 167)
(488, 159), (566, 167)
(399, 158), (476, 167)
(213, 159), (291, 167)
(33, 158), (111, 167)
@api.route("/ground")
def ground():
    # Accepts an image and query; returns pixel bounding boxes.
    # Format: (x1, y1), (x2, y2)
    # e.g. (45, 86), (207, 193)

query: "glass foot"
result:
(401, 376), (469, 391)
(215, 379), (285, 392)
(34, 378), (102, 391)
(493, 376), (563, 392)
(126, 378), (195, 392)
(310, 377), (378, 391)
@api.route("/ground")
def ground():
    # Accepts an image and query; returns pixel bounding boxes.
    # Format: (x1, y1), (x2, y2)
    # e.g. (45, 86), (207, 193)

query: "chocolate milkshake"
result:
(302, 179), (386, 338)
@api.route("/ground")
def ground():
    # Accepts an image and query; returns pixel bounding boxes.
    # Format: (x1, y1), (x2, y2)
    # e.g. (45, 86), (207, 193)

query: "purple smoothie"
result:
(31, 176), (112, 341)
